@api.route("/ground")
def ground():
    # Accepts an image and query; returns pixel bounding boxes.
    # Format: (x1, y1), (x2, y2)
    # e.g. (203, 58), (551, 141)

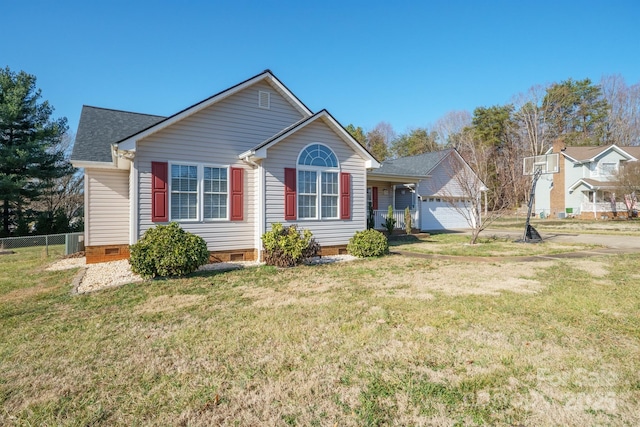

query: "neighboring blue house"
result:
(535, 141), (640, 219)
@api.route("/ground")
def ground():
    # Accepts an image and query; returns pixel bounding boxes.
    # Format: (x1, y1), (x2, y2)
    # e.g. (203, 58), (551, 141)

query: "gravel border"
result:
(47, 255), (358, 294)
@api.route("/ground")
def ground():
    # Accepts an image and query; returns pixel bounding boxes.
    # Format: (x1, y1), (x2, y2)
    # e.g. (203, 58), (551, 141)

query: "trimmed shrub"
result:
(129, 222), (209, 279)
(384, 205), (396, 234)
(404, 206), (412, 234)
(262, 223), (320, 267)
(347, 229), (389, 258)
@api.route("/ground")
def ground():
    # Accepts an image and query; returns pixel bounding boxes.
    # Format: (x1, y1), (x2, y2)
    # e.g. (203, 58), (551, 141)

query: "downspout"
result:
(243, 156), (259, 168)
(111, 144), (119, 168)
(392, 185), (396, 210)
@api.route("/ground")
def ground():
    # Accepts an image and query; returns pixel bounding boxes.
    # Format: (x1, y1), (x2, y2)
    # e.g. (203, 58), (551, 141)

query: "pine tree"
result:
(0, 67), (72, 236)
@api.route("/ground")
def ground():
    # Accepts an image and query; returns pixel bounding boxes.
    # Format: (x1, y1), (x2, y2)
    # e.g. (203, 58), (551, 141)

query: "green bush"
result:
(129, 222), (210, 279)
(384, 205), (396, 234)
(404, 206), (412, 234)
(262, 223), (320, 267)
(347, 229), (389, 258)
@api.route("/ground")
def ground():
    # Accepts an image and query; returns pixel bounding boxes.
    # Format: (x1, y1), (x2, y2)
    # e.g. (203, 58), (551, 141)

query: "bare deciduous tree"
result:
(433, 110), (472, 148)
(29, 131), (84, 233)
(614, 161), (640, 217)
(601, 74), (640, 146)
(366, 121), (396, 161)
(438, 136), (510, 244)
(511, 84), (550, 157)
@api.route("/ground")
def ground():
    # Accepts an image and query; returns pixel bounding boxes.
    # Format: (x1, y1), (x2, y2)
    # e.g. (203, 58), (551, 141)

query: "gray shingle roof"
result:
(371, 149), (453, 177)
(71, 106), (166, 163)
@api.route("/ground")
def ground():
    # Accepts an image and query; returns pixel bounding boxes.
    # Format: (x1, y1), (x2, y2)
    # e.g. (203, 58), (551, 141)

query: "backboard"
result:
(523, 153), (559, 176)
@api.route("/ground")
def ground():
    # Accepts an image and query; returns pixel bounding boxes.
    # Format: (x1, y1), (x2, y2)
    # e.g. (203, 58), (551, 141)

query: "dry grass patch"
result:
(390, 233), (597, 258)
(568, 259), (610, 278)
(372, 256), (552, 296)
(2, 247), (640, 426)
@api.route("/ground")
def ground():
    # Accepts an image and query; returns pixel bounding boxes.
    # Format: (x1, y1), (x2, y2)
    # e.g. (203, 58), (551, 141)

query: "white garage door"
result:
(420, 198), (470, 230)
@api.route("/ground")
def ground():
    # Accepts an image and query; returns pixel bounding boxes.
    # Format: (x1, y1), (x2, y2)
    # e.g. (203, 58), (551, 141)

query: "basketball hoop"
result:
(521, 153), (560, 243)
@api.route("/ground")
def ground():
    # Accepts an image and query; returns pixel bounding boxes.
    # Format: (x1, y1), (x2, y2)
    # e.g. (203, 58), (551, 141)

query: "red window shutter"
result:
(151, 162), (168, 222)
(230, 167), (244, 221)
(340, 172), (351, 220)
(372, 186), (379, 210)
(284, 168), (297, 220)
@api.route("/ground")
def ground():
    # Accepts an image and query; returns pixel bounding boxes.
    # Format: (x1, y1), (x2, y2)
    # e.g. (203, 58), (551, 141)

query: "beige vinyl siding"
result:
(85, 168), (130, 246)
(263, 120), (367, 247)
(135, 82), (304, 251)
(418, 159), (466, 198)
(367, 180), (394, 210)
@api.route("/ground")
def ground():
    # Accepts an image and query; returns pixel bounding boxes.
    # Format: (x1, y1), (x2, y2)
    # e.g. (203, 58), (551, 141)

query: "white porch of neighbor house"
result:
(576, 188), (631, 218)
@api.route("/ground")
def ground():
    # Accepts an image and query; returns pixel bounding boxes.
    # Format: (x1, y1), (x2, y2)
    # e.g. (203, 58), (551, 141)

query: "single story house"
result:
(71, 71), (482, 264)
(534, 140), (640, 219)
(71, 70), (379, 263)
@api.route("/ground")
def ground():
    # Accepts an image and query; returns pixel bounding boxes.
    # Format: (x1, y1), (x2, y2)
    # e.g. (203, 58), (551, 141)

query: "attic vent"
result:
(258, 91), (271, 109)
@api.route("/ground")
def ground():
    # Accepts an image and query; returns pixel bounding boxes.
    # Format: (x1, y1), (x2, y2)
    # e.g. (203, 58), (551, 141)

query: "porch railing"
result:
(580, 202), (629, 214)
(373, 209), (418, 230)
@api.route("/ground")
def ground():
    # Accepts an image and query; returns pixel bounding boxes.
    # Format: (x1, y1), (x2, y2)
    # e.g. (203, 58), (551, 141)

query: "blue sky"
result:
(4, 0), (640, 137)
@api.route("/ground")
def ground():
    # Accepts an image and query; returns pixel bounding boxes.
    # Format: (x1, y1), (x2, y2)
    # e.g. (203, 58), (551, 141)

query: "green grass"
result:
(1, 245), (639, 425)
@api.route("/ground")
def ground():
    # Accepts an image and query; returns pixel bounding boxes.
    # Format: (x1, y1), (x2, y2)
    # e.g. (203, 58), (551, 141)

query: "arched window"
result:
(297, 144), (339, 219)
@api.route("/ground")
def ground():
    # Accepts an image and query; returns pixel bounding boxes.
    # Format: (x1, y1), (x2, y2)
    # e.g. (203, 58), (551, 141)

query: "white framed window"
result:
(203, 166), (228, 220)
(170, 163), (229, 221)
(321, 171), (339, 218)
(600, 162), (617, 176)
(297, 143), (339, 220)
(171, 164), (198, 220)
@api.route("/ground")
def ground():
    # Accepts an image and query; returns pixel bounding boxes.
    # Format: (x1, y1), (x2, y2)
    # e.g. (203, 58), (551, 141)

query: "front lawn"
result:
(1, 246), (639, 426)
(389, 233), (598, 257)
(491, 215), (640, 236)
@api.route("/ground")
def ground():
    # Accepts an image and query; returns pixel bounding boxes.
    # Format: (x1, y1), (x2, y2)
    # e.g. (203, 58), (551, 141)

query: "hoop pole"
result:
(523, 169), (542, 242)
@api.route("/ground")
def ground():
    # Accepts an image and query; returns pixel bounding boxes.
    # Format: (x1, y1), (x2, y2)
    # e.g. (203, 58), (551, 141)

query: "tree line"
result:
(2, 67), (639, 237)
(0, 67), (82, 237)
(347, 75), (640, 210)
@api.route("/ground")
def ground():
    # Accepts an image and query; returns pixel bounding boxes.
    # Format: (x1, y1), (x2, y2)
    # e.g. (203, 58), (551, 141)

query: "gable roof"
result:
(71, 106), (166, 163)
(569, 178), (619, 192)
(562, 144), (640, 164)
(369, 149), (453, 180)
(117, 70), (313, 151)
(239, 109), (380, 169)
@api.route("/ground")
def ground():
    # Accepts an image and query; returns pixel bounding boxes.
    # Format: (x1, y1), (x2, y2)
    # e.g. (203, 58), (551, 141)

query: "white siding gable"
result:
(134, 81), (305, 250)
(417, 154), (474, 199)
(263, 120), (366, 246)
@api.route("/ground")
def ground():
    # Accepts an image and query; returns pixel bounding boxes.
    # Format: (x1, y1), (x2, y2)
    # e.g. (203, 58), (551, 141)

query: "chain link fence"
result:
(0, 232), (84, 256)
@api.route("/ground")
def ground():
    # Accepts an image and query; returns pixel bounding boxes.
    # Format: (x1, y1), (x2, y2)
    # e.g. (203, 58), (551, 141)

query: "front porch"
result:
(367, 178), (421, 231)
(371, 209), (418, 230)
(579, 202), (632, 219)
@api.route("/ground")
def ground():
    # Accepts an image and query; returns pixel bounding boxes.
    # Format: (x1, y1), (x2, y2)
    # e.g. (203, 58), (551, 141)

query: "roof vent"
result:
(258, 91), (270, 109)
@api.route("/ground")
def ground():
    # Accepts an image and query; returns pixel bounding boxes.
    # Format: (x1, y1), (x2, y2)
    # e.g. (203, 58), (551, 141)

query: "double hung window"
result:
(297, 144), (339, 219)
(171, 165), (198, 220)
(170, 164), (228, 221)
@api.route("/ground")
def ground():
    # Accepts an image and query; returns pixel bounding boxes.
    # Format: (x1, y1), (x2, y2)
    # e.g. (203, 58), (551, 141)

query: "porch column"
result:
(593, 191), (596, 219)
(392, 185), (396, 210)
